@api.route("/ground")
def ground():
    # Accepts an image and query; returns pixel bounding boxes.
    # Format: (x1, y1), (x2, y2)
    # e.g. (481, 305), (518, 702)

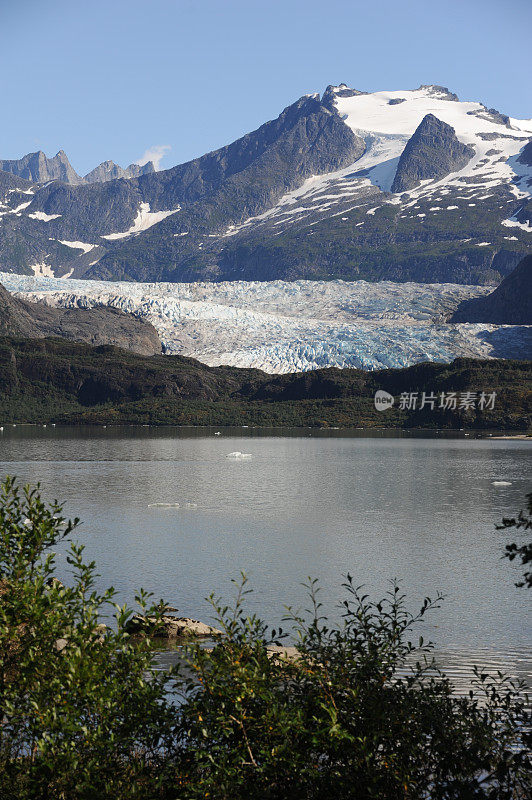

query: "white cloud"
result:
(136, 144), (171, 170)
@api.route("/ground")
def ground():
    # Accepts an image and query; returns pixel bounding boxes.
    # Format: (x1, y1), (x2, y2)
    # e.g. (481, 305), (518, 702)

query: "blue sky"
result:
(1, 0), (531, 175)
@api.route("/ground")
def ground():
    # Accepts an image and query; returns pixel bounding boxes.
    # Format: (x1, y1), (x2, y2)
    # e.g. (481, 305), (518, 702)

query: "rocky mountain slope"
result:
(0, 282), (161, 355)
(390, 114), (475, 192)
(452, 254), (532, 324)
(82, 160), (155, 183)
(0, 84), (530, 284)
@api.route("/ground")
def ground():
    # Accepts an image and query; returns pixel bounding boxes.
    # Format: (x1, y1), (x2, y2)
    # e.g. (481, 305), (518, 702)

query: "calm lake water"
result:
(0, 426), (530, 687)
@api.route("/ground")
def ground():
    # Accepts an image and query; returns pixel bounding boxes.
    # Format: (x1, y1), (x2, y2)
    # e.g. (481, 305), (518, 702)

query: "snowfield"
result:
(1, 274), (530, 373)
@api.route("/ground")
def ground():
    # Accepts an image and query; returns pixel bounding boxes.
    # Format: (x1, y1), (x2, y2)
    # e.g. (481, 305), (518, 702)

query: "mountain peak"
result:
(417, 84), (459, 101)
(83, 159), (155, 183)
(391, 113), (475, 193)
(322, 84), (366, 110)
(0, 149), (157, 186)
(0, 149), (82, 184)
(1, 83), (530, 287)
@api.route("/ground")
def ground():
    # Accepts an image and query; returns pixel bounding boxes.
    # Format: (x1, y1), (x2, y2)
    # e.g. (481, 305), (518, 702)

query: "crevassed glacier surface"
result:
(1, 274), (530, 373)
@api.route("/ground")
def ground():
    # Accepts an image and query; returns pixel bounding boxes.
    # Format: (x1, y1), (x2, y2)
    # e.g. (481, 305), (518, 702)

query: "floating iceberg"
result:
(148, 502), (180, 508)
(491, 481), (512, 487)
(226, 451), (252, 459)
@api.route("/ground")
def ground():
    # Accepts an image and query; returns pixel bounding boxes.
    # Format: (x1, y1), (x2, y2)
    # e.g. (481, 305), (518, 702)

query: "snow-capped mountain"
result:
(0, 84), (530, 284)
(2, 272), (530, 373)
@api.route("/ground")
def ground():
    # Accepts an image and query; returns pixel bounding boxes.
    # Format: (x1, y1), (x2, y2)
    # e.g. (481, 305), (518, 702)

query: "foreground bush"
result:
(178, 578), (531, 799)
(499, 491), (532, 588)
(0, 477), (176, 798)
(0, 478), (530, 799)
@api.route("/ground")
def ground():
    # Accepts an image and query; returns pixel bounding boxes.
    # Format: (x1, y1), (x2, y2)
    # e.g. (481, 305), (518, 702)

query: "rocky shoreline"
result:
(124, 613), (222, 640)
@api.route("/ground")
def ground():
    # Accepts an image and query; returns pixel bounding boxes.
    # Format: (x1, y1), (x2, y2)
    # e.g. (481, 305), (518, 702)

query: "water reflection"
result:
(0, 426), (530, 683)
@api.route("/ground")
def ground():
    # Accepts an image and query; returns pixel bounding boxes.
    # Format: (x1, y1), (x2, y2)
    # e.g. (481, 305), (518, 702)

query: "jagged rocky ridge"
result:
(0, 84), (531, 284)
(0, 151), (155, 186)
(0, 151), (82, 185)
(451, 254), (532, 324)
(83, 160), (155, 183)
(0, 282), (161, 355)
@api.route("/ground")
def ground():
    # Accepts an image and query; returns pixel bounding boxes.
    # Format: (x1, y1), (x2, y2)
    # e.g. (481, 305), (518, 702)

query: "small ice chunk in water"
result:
(226, 451), (252, 459)
(491, 481), (512, 486)
(148, 502), (180, 508)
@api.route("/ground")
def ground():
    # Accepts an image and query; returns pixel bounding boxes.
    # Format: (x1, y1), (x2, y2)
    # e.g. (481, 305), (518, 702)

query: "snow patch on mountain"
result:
(28, 211), (62, 222)
(57, 240), (97, 253)
(502, 216), (532, 233)
(2, 274), (530, 373)
(101, 202), (180, 240)
(28, 263), (56, 278)
(335, 87), (532, 203)
(12, 201), (33, 214)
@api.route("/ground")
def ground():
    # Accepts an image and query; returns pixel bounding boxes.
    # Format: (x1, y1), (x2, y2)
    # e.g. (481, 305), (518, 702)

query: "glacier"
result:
(1, 273), (530, 373)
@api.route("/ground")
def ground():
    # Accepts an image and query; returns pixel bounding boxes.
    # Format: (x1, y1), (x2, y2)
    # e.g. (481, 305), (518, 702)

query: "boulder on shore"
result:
(125, 614), (222, 639)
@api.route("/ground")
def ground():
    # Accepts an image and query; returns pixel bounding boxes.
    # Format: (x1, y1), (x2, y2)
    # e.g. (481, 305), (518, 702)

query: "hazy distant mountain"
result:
(0, 150), (83, 184)
(0, 84), (530, 284)
(83, 160), (155, 183)
(0, 151), (155, 186)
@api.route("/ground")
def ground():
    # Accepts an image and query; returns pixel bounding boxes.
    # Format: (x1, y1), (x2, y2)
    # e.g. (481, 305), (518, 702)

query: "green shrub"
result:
(0, 477), (176, 799)
(499, 492), (532, 588)
(177, 576), (531, 799)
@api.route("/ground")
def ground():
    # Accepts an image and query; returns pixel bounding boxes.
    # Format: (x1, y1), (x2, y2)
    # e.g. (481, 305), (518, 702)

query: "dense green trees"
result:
(0, 478), (530, 799)
(1, 336), (530, 430)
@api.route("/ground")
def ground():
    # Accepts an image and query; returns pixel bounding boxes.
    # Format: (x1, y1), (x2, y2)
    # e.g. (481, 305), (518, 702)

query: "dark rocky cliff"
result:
(391, 114), (474, 193)
(451, 254), (532, 324)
